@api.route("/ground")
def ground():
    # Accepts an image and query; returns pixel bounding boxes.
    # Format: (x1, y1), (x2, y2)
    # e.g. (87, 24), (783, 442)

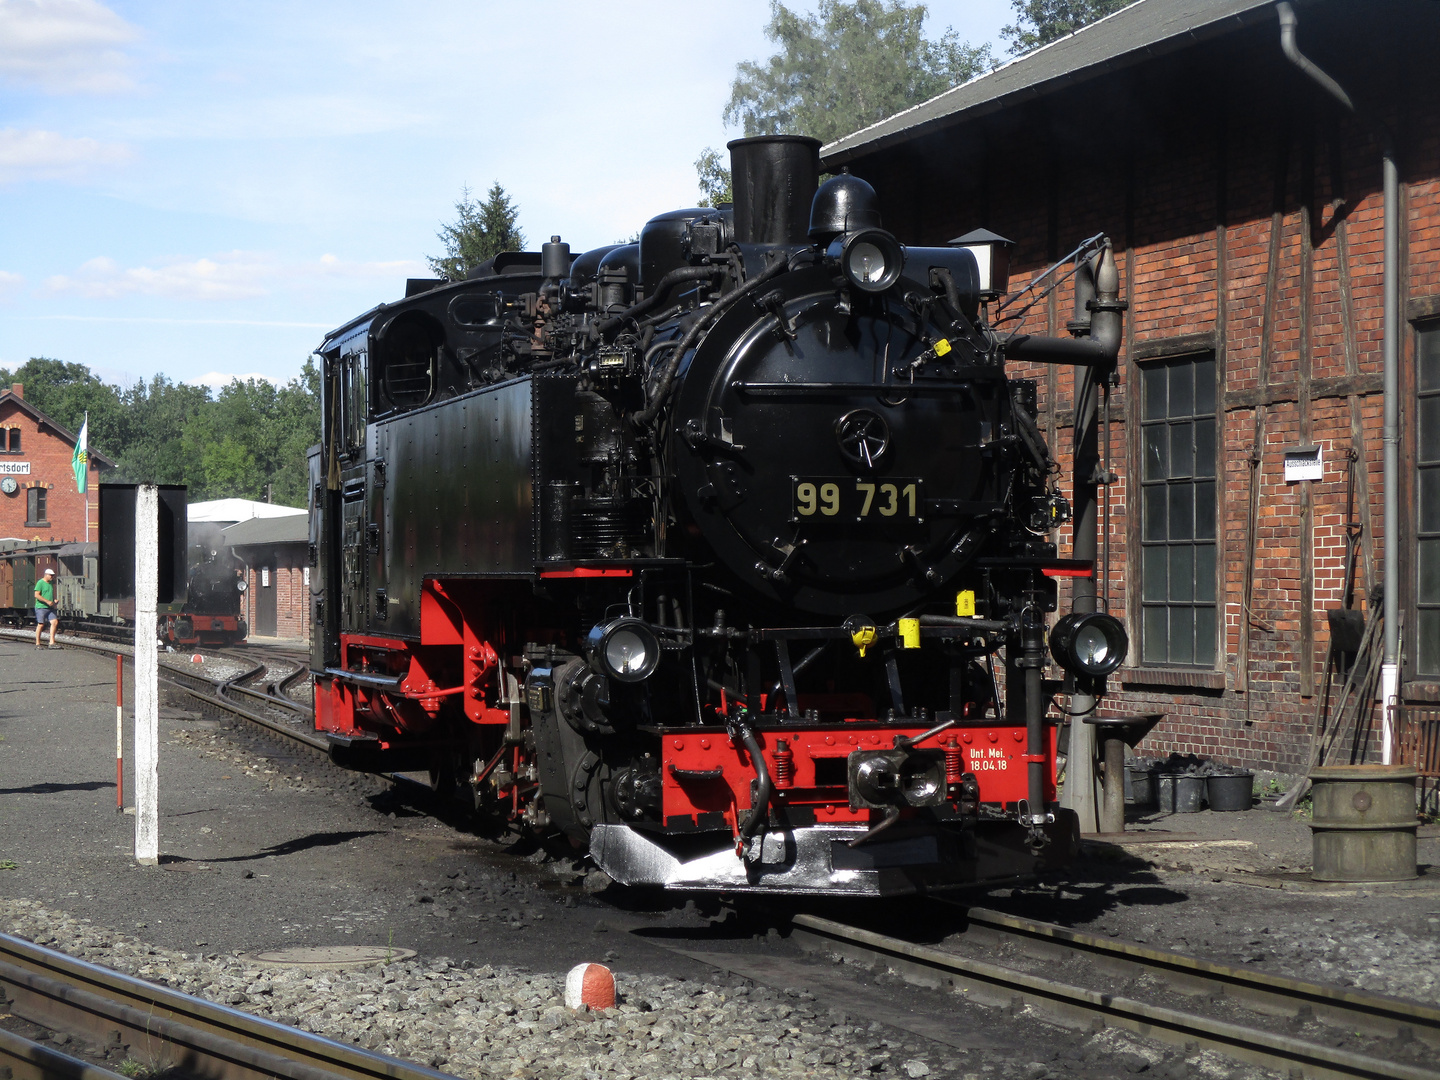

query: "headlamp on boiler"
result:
(1049, 611), (1128, 679)
(827, 228), (904, 293)
(586, 617), (661, 683)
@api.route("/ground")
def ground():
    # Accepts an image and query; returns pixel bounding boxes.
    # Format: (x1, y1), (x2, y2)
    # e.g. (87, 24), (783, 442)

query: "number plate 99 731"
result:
(790, 477), (924, 523)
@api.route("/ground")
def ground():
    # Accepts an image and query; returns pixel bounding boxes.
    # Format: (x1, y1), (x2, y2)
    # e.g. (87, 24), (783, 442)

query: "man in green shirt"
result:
(33, 567), (58, 648)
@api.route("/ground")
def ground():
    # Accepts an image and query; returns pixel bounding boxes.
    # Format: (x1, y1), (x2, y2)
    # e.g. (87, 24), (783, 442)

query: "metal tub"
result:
(1309, 764), (1418, 882)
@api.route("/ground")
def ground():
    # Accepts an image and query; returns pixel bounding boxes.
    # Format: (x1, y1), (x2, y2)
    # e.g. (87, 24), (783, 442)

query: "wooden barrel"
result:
(1309, 764), (1418, 882)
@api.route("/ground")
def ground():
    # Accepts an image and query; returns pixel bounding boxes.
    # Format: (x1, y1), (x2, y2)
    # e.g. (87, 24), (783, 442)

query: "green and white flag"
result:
(72, 412), (88, 494)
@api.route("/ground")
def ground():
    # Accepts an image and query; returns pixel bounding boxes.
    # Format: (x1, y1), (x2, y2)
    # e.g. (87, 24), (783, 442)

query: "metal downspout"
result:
(1277, 2), (1400, 762)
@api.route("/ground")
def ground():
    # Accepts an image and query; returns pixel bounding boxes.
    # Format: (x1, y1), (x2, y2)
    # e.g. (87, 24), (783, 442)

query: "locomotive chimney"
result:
(727, 135), (822, 246)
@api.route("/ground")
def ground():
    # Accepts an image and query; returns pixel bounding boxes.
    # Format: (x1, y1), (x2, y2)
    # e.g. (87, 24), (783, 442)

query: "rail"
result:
(789, 911), (1440, 1080)
(0, 932), (458, 1080)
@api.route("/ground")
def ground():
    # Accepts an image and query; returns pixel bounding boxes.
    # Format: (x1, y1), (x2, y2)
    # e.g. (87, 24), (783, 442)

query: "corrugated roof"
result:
(222, 514), (309, 548)
(822, 0), (1276, 167)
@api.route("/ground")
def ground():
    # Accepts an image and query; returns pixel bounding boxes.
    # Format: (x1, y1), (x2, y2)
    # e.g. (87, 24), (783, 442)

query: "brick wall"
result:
(0, 393), (99, 542)
(240, 544), (310, 642)
(844, 9), (1436, 774)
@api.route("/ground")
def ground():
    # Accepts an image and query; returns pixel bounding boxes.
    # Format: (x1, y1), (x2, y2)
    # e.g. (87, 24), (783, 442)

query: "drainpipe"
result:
(1278, 2), (1399, 763)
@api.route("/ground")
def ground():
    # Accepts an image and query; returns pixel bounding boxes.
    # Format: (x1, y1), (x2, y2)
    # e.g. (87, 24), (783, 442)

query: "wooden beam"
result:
(1222, 372), (1383, 410)
(1298, 113), (1315, 699)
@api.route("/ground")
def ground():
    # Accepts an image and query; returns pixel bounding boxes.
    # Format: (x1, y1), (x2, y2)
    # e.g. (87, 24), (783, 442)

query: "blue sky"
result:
(0, 0), (1016, 392)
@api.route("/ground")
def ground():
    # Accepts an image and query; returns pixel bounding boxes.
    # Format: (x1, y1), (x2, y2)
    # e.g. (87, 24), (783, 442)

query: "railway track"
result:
(0, 931), (457, 1080)
(9, 626), (1439, 1080)
(0, 627), (326, 753)
(786, 906), (1440, 1080)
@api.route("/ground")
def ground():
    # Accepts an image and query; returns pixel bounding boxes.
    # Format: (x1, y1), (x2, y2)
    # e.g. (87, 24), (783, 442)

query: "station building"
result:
(0, 383), (113, 541)
(820, 0), (1439, 786)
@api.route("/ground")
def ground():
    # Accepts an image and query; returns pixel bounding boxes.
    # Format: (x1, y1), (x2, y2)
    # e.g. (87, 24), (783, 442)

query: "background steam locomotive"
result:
(0, 536), (248, 647)
(310, 135), (1128, 896)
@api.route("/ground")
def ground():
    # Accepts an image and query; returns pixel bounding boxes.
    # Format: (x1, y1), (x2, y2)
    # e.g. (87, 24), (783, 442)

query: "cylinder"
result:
(541, 235), (571, 280)
(728, 135), (822, 246)
(1309, 764), (1418, 881)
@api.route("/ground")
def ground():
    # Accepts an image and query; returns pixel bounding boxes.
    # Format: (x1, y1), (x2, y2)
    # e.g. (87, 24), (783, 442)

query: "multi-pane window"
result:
(1419, 325), (1440, 675)
(1140, 355), (1218, 666)
(26, 486), (46, 525)
(6, 428), (19, 452)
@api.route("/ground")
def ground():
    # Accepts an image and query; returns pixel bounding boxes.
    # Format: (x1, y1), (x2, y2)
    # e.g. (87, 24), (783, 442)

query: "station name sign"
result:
(0, 461), (31, 475)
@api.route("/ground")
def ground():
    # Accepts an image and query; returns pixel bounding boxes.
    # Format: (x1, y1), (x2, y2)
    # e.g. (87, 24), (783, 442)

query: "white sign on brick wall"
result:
(0, 461), (31, 474)
(1283, 445), (1323, 483)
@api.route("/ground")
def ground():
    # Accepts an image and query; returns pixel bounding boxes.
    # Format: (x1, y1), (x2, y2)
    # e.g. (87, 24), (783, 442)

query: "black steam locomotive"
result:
(310, 136), (1128, 896)
(159, 550), (248, 647)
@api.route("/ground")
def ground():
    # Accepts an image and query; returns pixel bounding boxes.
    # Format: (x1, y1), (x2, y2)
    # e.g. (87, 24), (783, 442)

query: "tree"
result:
(427, 182), (526, 281)
(115, 375), (212, 488)
(1001, 0), (1134, 55)
(695, 148), (733, 208)
(723, 1), (992, 145)
(0, 357), (125, 459)
(2, 353), (320, 502)
(697, 1), (991, 202)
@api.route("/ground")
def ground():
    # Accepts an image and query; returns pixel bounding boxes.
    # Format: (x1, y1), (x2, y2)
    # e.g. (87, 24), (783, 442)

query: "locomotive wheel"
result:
(427, 755), (461, 803)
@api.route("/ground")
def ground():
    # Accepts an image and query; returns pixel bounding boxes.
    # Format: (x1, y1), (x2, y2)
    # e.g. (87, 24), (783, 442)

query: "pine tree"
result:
(427, 182), (526, 281)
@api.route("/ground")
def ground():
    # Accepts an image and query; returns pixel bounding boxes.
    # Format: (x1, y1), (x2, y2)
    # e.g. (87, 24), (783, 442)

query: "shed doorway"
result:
(256, 566), (277, 637)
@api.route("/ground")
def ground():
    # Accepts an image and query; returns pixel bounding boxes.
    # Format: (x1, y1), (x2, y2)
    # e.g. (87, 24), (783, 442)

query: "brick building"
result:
(222, 513), (310, 641)
(821, 0), (1439, 783)
(0, 384), (113, 541)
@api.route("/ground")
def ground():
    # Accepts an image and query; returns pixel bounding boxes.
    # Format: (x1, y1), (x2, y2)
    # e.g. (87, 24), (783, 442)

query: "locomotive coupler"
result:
(726, 710), (774, 860)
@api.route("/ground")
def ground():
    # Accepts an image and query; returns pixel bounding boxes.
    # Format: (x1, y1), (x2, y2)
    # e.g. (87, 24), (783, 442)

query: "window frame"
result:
(1415, 322), (1440, 678)
(25, 485), (47, 527)
(1136, 352), (1220, 669)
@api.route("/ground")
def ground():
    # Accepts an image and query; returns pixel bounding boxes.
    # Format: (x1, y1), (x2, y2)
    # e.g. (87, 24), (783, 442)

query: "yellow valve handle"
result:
(851, 625), (877, 658)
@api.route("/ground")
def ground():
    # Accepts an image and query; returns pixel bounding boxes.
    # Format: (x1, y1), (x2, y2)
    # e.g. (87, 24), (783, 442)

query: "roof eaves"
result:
(821, 0), (1275, 168)
(0, 391), (118, 467)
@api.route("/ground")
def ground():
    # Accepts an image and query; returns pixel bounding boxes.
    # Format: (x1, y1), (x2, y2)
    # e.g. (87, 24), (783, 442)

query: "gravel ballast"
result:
(3, 899), (954, 1080)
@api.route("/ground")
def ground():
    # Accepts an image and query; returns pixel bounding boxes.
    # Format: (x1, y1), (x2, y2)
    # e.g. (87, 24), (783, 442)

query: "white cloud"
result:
(0, 127), (132, 183)
(186, 371), (289, 392)
(0, 270), (23, 300)
(0, 0), (138, 93)
(314, 253), (422, 280)
(41, 251), (425, 301)
(44, 253), (271, 301)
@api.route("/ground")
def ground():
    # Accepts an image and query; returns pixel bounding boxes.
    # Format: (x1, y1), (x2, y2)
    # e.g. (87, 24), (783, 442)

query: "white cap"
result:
(43, 568), (54, 575)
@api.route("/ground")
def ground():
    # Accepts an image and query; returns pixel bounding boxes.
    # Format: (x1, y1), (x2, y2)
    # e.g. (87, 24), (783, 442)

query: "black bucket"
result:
(1207, 771), (1254, 812)
(1124, 764), (1155, 807)
(1158, 773), (1205, 813)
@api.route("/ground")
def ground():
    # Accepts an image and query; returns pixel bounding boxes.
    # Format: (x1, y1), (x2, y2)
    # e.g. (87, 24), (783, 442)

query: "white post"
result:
(134, 484), (159, 865)
(1380, 663), (1398, 765)
(1061, 717), (1100, 834)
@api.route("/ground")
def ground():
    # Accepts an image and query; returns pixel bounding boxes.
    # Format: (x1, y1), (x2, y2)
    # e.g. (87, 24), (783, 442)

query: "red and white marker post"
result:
(115, 653), (124, 812)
